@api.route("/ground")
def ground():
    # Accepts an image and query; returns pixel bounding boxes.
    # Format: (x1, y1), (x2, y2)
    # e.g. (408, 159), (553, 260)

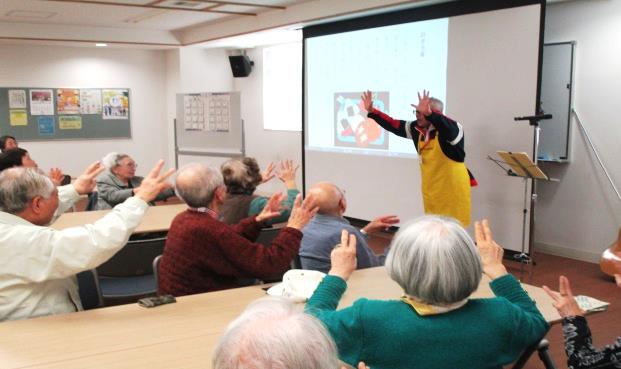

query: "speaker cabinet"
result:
(228, 55), (253, 77)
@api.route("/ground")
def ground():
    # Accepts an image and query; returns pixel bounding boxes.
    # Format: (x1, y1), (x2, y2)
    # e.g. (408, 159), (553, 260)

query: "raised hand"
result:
(256, 192), (285, 223)
(543, 276), (585, 317)
(133, 160), (175, 203)
(474, 219), (508, 279)
(277, 159), (299, 189)
(341, 362), (370, 369)
(48, 168), (65, 187)
(329, 229), (358, 281)
(411, 89), (431, 116)
(360, 90), (374, 112)
(362, 214), (400, 234)
(72, 161), (105, 195)
(261, 162), (276, 184)
(285, 193), (318, 230)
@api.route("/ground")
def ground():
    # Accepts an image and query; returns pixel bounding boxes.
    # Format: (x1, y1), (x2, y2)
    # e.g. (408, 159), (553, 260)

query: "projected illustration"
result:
(334, 92), (389, 149)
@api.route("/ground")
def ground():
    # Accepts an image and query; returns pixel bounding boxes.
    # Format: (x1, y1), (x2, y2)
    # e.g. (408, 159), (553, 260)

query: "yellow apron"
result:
(417, 132), (471, 227)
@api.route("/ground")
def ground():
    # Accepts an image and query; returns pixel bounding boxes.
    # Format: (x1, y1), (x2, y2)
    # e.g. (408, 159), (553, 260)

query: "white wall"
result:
(232, 47), (303, 194)
(535, 0), (621, 262)
(0, 44), (170, 176)
(173, 46), (302, 195)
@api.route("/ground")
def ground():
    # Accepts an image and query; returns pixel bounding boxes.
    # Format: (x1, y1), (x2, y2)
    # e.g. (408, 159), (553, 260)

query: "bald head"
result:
(175, 163), (223, 208)
(307, 182), (345, 216)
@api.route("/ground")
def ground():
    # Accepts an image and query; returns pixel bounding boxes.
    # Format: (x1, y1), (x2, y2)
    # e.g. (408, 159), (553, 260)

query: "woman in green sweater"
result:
(219, 157), (299, 225)
(306, 217), (549, 369)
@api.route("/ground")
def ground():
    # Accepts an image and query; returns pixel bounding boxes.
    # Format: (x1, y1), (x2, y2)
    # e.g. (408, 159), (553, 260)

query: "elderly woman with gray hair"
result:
(214, 297), (369, 369)
(95, 152), (175, 209)
(306, 216), (548, 369)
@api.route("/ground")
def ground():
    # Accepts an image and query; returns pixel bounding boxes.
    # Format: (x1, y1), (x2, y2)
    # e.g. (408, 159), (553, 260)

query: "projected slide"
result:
(306, 18), (448, 158)
(334, 92), (388, 150)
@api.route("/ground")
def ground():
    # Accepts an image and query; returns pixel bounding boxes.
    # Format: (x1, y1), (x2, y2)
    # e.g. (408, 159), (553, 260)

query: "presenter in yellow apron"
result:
(362, 90), (475, 227)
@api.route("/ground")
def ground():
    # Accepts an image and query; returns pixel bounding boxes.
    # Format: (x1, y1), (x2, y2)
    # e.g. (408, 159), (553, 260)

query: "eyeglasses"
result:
(119, 162), (137, 168)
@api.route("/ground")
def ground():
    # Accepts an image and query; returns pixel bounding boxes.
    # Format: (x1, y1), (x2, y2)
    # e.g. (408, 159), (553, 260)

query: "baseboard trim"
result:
(535, 241), (601, 263)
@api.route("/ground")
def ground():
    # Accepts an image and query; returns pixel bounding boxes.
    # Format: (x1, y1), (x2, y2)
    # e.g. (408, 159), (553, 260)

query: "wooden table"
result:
(0, 267), (559, 369)
(51, 204), (187, 234)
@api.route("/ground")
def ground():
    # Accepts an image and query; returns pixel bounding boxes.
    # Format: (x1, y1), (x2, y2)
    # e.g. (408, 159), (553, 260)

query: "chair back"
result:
(255, 226), (282, 246)
(153, 254), (162, 295)
(85, 192), (99, 211)
(97, 236), (166, 277)
(76, 269), (103, 310)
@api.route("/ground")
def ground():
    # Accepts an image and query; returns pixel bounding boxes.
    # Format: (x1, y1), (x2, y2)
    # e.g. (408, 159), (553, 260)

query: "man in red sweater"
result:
(159, 163), (318, 296)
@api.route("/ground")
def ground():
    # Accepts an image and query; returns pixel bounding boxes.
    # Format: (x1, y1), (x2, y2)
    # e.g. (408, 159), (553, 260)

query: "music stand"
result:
(488, 151), (553, 275)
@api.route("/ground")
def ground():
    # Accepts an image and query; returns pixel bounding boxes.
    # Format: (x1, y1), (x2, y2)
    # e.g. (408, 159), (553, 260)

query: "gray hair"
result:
(101, 152), (129, 171)
(0, 167), (55, 214)
(430, 97), (444, 113)
(385, 215), (482, 305)
(175, 163), (223, 208)
(213, 297), (340, 369)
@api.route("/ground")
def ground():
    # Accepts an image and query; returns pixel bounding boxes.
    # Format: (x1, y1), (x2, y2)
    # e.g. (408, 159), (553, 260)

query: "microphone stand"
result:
(513, 113), (552, 272)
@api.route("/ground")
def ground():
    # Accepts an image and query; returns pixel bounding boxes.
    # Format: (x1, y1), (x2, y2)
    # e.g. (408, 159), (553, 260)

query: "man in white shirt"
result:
(0, 160), (174, 321)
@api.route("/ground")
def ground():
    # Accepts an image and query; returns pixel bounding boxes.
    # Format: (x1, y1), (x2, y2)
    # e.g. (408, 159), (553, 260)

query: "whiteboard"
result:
(175, 92), (243, 159)
(538, 42), (575, 162)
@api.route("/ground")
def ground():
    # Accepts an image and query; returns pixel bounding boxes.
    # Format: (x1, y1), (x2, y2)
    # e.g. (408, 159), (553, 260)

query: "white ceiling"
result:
(0, 0), (309, 46)
(0, 0), (581, 48)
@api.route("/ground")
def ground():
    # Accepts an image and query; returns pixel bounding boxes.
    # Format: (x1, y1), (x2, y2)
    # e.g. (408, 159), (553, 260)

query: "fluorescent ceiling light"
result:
(95, 43), (108, 47)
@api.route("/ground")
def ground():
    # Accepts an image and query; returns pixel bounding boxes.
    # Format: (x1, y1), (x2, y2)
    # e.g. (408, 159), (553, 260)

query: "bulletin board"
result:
(0, 87), (131, 141)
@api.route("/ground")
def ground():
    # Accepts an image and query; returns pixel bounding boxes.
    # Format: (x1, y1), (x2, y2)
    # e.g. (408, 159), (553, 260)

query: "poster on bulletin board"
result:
(0, 87), (131, 141)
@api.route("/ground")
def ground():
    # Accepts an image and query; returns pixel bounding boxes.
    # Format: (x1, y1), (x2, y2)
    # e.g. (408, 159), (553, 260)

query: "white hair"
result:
(385, 215), (482, 304)
(0, 167), (55, 214)
(175, 163), (223, 208)
(213, 297), (340, 369)
(430, 97), (444, 113)
(101, 152), (129, 172)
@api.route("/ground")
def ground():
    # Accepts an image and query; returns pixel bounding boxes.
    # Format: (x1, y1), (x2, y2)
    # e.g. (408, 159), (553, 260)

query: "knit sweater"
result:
(158, 210), (302, 296)
(306, 274), (548, 369)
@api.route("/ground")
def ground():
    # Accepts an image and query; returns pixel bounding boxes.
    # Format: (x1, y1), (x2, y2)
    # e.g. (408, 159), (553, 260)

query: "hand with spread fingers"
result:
(261, 161), (276, 184)
(543, 276), (585, 317)
(362, 215), (400, 235)
(360, 90), (374, 112)
(256, 192), (285, 223)
(329, 229), (358, 281)
(474, 219), (508, 279)
(48, 168), (65, 187)
(72, 161), (105, 195)
(277, 159), (299, 189)
(285, 193), (319, 230)
(410, 89), (432, 116)
(132, 160), (175, 203)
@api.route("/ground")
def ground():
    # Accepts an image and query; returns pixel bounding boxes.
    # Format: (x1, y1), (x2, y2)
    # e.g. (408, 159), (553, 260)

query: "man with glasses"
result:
(361, 90), (475, 227)
(299, 181), (398, 273)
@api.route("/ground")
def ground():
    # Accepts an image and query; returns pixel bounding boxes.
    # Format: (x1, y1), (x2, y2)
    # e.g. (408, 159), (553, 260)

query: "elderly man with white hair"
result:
(158, 163), (318, 297)
(305, 217), (548, 369)
(0, 160), (174, 321)
(213, 297), (369, 369)
(299, 181), (399, 273)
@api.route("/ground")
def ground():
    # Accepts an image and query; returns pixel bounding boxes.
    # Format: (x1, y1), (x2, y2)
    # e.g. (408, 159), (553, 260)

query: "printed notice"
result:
(183, 94), (205, 131)
(30, 89), (54, 115)
(59, 116), (82, 130)
(57, 89), (80, 114)
(102, 89), (129, 120)
(9, 110), (28, 126)
(8, 90), (27, 109)
(80, 89), (102, 114)
(38, 116), (55, 135)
